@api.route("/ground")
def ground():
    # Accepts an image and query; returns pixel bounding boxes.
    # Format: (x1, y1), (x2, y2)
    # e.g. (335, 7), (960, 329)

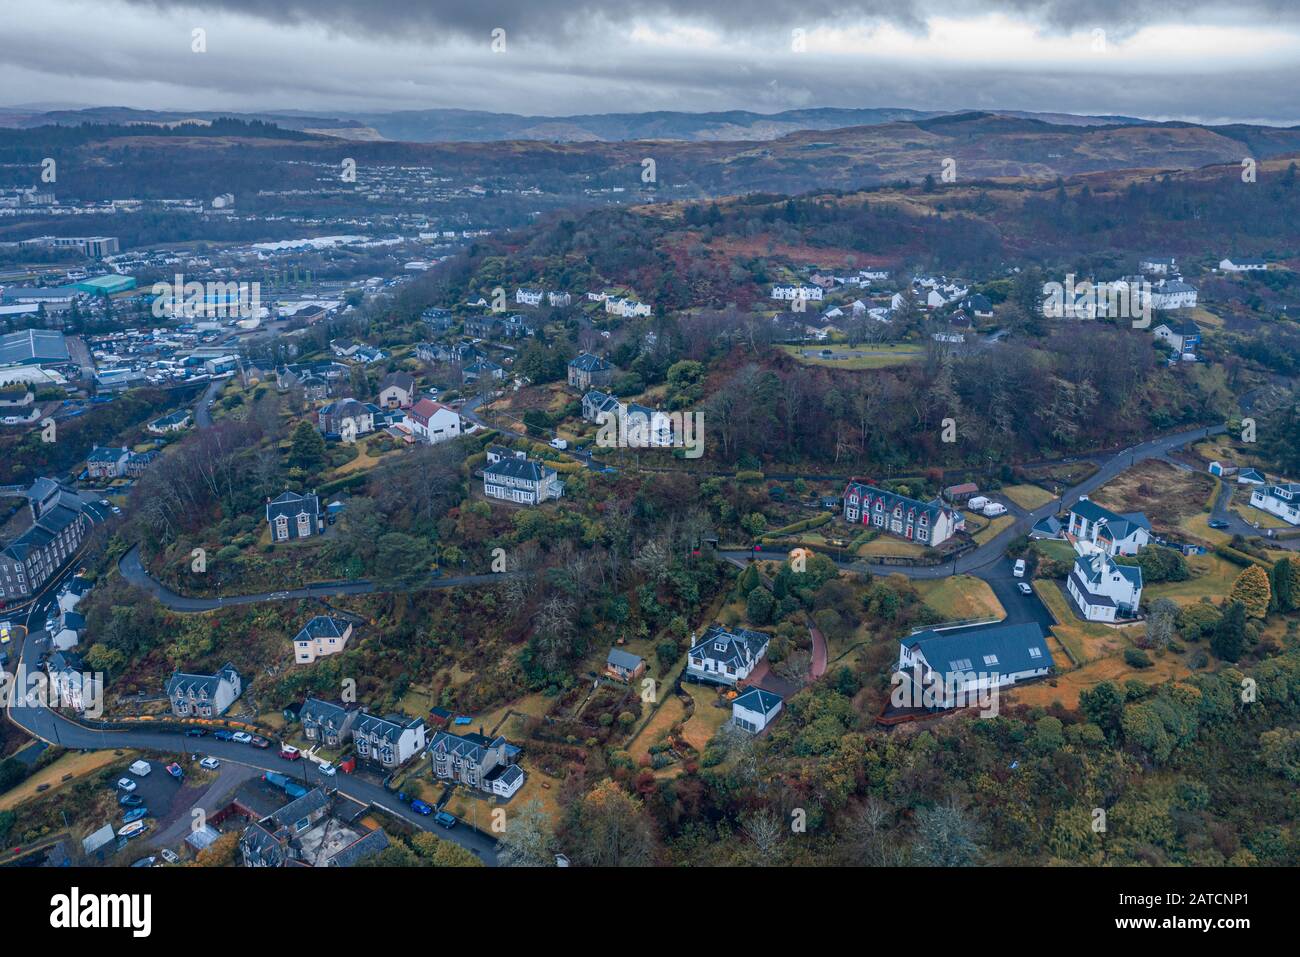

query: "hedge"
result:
(1214, 544), (1274, 570)
(317, 472), (369, 495)
(765, 513), (833, 538)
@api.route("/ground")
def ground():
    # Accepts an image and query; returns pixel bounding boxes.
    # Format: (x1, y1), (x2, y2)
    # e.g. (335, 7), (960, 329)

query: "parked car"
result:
(116, 778), (137, 792)
(184, 728), (207, 737)
(249, 735), (270, 749)
(1208, 519), (1230, 529)
(118, 793), (143, 807)
(165, 762), (184, 780)
(212, 730), (235, 741)
(122, 807), (149, 823)
(199, 756), (220, 770)
(411, 799), (433, 815)
(231, 732), (253, 744)
(318, 762), (337, 776)
(1018, 582), (1033, 595)
(160, 849), (180, 865)
(433, 811), (457, 829)
(1013, 559), (1026, 578)
(279, 745), (301, 761)
(128, 760), (152, 777)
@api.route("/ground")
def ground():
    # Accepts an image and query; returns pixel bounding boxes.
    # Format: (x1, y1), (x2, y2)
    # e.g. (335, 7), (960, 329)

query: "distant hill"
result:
(0, 104), (1149, 143)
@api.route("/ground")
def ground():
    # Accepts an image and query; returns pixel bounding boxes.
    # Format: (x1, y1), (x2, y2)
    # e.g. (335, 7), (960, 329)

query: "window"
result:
(1028, 647), (1042, 659)
(982, 654), (999, 666)
(951, 657), (973, 671)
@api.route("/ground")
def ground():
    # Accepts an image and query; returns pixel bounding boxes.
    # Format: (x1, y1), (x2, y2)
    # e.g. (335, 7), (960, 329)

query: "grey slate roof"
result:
(902, 622), (1053, 684)
(266, 490), (320, 523)
(689, 625), (770, 670)
(165, 662), (239, 699)
(733, 687), (783, 714)
(606, 648), (643, 671)
(568, 352), (610, 372)
(294, 616), (350, 644)
(271, 787), (330, 829)
(484, 457), (554, 482)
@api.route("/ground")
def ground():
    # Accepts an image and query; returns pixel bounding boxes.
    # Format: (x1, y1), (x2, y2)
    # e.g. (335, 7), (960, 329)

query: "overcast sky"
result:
(3, 1), (1299, 125)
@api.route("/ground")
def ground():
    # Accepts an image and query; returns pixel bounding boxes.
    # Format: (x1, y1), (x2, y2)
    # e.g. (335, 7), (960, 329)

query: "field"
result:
(971, 513), (1015, 545)
(857, 536), (930, 559)
(1144, 552), (1243, 606)
(778, 343), (925, 369)
(914, 575), (1004, 622)
(1000, 484), (1058, 510)
(0, 750), (135, 812)
(1090, 460), (1216, 530)
(1031, 538), (1077, 563)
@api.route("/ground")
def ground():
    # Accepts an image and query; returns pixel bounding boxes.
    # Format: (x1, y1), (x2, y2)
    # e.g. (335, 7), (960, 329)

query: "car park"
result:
(199, 756), (220, 770)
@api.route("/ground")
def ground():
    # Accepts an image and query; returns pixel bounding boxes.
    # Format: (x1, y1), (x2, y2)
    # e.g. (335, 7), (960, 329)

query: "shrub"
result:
(1124, 647), (1154, 669)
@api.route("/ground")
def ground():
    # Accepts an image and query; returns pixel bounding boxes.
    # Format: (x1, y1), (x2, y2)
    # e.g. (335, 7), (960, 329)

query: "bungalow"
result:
(1067, 549), (1143, 622)
(686, 625), (770, 686)
(1249, 482), (1300, 526)
(1237, 468), (1267, 485)
(351, 712), (428, 769)
(146, 409), (192, 434)
(1219, 257), (1268, 272)
(732, 687), (783, 733)
(958, 293), (994, 318)
(1066, 499), (1151, 556)
(293, 615), (353, 664)
(567, 352), (614, 391)
(406, 398), (462, 445)
(299, 697), (359, 747)
(483, 457), (563, 505)
(842, 481), (964, 547)
(266, 490), (322, 541)
(605, 648), (646, 683)
(376, 371), (417, 409)
(896, 622), (1053, 709)
(165, 662), (242, 718)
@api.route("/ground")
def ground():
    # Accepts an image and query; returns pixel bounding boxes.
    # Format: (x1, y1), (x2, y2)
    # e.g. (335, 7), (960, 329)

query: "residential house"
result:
(165, 662), (242, 717)
(1066, 499), (1151, 556)
(483, 457), (563, 505)
(293, 616), (353, 664)
(623, 403), (675, 447)
(686, 625), (771, 686)
(376, 371), (417, 409)
(463, 315), (501, 338)
(1249, 482), (1300, 526)
(1219, 257), (1268, 272)
(568, 352), (614, 391)
(485, 444), (527, 465)
(896, 622), (1054, 709)
(0, 479), (90, 601)
(1139, 256), (1176, 275)
(239, 788), (389, 868)
(85, 446), (130, 480)
(1153, 319), (1202, 356)
(462, 359), (504, 383)
(1237, 468), (1267, 485)
(582, 388), (623, 424)
(316, 398), (375, 439)
(604, 297), (652, 317)
(841, 481), (964, 548)
(548, 291), (571, 308)
(732, 687), (783, 733)
(299, 698), (359, 747)
(420, 306), (454, 331)
(406, 398), (462, 445)
(515, 287), (543, 307)
(1150, 279), (1198, 310)
(146, 409), (192, 434)
(1067, 549), (1143, 622)
(266, 490), (322, 542)
(605, 648), (646, 683)
(770, 283), (825, 302)
(47, 650), (101, 714)
(351, 712), (428, 769)
(427, 729), (525, 799)
(959, 293), (994, 318)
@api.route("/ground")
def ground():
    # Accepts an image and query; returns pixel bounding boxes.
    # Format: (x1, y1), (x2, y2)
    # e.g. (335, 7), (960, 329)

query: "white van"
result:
(967, 496), (989, 511)
(1013, 559), (1026, 578)
(549, 438), (568, 450)
(129, 760), (152, 777)
(983, 502), (1008, 517)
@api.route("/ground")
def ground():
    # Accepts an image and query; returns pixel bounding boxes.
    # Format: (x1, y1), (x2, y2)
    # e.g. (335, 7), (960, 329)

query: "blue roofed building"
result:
(897, 622), (1054, 710)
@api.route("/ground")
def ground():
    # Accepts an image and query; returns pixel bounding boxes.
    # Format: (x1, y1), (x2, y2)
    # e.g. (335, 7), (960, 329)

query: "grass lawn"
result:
(914, 575), (1004, 622)
(627, 694), (687, 765)
(1033, 579), (1140, 666)
(1145, 552), (1241, 605)
(858, 536), (929, 559)
(0, 750), (136, 812)
(679, 682), (734, 752)
(973, 514), (1015, 545)
(1000, 484), (1058, 510)
(1006, 647), (1206, 710)
(1178, 512), (1233, 547)
(778, 343), (924, 369)
(1242, 504), (1295, 530)
(1031, 539), (1077, 563)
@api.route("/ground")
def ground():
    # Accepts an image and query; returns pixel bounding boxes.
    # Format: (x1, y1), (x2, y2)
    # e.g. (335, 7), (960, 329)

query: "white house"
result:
(293, 615), (353, 664)
(1219, 257), (1268, 272)
(1066, 549), (1143, 622)
(1152, 319), (1202, 356)
(770, 283), (824, 302)
(1139, 256), (1176, 275)
(842, 481), (964, 548)
(732, 687), (783, 733)
(686, 625), (770, 686)
(547, 291), (572, 308)
(515, 288), (543, 307)
(166, 663), (243, 718)
(405, 398), (462, 445)
(1250, 482), (1300, 526)
(895, 622), (1053, 710)
(1066, 499), (1151, 556)
(351, 712), (427, 769)
(1150, 279), (1198, 310)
